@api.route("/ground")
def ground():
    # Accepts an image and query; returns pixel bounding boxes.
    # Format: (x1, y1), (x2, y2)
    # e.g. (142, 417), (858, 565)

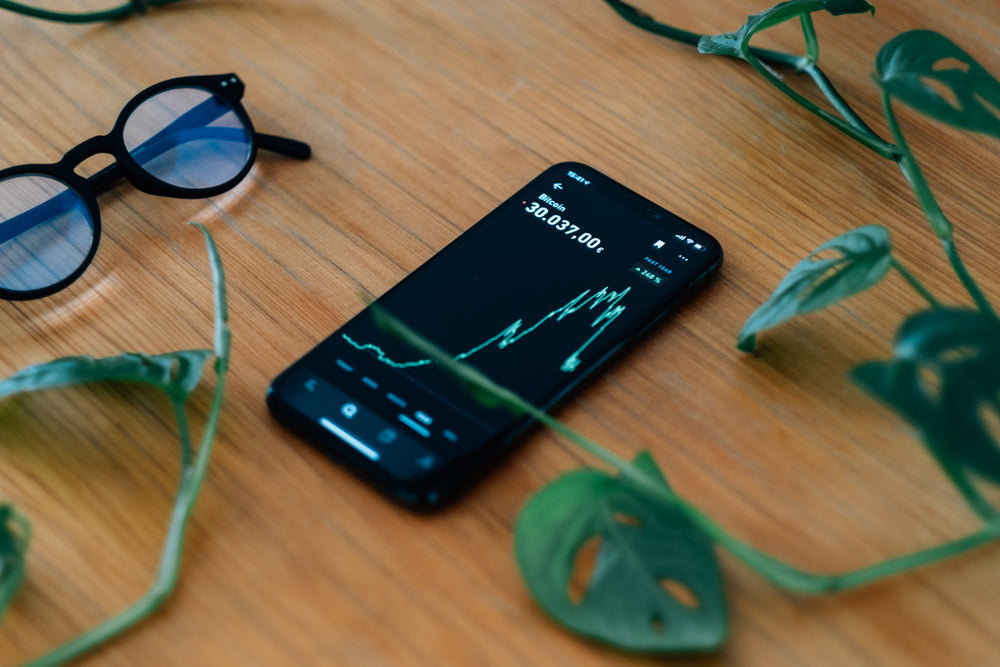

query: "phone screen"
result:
(268, 162), (721, 508)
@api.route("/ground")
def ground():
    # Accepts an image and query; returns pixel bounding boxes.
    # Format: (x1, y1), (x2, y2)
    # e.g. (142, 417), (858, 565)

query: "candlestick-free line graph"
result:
(342, 286), (631, 373)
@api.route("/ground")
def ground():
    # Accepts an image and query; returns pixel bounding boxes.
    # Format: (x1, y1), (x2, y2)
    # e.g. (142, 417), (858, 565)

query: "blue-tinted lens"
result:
(0, 174), (94, 294)
(122, 87), (253, 190)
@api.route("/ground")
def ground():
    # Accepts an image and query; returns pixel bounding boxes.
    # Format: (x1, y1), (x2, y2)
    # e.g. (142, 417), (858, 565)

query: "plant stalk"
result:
(508, 389), (1000, 594)
(20, 367), (227, 667)
(942, 239), (997, 319)
(602, 0), (800, 67)
(881, 91), (952, 239)
(19, 226), (230, 667)
(745, 51), (899, 158)
(924, 437), (1000, 524)
(880, 91), (999, 317)
(890, 258), (942, 309)
(547, 409), (1000, 593)
(802, 63), (897, 156)
(799, 14), (819, 65)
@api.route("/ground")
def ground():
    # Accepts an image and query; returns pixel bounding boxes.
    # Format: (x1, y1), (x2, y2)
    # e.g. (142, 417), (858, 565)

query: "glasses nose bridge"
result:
(58, 134), (117, 175)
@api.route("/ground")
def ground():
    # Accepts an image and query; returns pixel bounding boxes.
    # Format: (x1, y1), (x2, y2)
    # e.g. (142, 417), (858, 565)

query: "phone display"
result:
(267, 162), (722, 509)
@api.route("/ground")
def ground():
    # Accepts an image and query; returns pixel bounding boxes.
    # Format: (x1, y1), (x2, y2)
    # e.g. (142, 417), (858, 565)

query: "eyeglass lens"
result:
(0, 175), (94, 294)
(0, 84), (254, 296)
(123, 87), (252, 190)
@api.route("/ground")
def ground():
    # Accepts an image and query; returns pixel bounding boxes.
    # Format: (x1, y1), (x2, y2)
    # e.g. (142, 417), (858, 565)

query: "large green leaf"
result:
(853, 309), (1000, 484)
(515, 452), (727, 652)
(738, 225), (892, 352)
(0, 503), (30, 619)
(0, 349), (212, 405)
(876, 30), (1000, 140)
(698, 0), (873, 59)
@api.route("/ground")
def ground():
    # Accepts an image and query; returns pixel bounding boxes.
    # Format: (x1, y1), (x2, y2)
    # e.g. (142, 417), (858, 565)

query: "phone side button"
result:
(319, 417), (381, 461)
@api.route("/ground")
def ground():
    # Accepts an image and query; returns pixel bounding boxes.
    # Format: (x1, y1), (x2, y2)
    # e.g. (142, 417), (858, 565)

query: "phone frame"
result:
(268, 162), (722, 510)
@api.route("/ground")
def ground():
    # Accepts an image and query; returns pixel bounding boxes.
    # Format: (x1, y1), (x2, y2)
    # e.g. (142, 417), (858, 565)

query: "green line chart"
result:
(342, 286), (631, 373)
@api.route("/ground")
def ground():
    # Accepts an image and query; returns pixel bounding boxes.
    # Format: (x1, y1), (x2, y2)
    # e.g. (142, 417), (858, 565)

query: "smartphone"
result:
(267, 162), (722, 510)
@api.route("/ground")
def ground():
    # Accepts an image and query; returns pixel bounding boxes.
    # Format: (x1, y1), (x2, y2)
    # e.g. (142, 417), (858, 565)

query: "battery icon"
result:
(693, 243), (704, 250)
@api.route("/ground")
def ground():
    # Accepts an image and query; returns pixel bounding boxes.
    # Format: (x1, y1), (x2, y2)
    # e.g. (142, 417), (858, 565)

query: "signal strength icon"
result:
(674, 234), (686, 241)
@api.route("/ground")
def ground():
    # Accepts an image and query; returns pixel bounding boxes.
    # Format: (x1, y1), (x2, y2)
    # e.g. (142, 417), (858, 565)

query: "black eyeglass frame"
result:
(0, 73), (310, 300)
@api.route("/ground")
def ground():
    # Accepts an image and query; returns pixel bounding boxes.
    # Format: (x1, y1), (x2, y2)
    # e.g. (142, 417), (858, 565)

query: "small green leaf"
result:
(515, 451), (727, 653)
(853, 309), (1000, 484)
(876, 30), (1000, 139)
(0, 503), (30, 619)
(698, 0), (873, 59)
(738, 225), (892, 351)
(0, 350), (213, 404)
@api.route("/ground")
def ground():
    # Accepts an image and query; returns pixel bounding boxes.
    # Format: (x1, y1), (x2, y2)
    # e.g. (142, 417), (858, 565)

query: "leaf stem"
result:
(881, 91), (996, 317)
(923, 437), (1000, 524)
(513, 400), (1000, 593)
(603, 0), (897, 157)
(799, 14), (819, 65)
(0, 0), (188, 24)
(20, 390), (224, 667)
(890, 258), (942, 309)
(19, 228), (231, 667)
(881, 91), (952, 239)
(602, 0), (800, 67)
(942, 238), (997, 319)
(745, 50), (899, 158)
(175, 400), (194, 470)
(801, 63), (897, 155)
(540, 410), (1000, 593)
(689, 504), (1000, 593)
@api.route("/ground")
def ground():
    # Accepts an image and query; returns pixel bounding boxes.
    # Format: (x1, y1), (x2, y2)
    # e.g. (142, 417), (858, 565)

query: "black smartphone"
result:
(267, 162), (722, 510)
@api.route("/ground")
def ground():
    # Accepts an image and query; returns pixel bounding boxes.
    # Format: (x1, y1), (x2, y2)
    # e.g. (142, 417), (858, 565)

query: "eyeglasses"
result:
(0, 0), (189, 24)
(0, 73), (311, 300)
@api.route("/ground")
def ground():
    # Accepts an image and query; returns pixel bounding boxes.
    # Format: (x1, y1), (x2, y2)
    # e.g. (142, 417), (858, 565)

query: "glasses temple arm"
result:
(140, 97), (310, 163)
(256, 133), (311, 160)
(121, 96), (309, 185)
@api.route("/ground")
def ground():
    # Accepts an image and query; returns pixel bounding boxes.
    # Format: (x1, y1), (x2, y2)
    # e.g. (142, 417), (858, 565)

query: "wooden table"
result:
(1, 1), (999, 664)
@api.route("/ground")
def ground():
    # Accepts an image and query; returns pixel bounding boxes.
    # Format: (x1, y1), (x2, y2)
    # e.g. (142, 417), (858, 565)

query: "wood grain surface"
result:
(1, 1), (999, 665)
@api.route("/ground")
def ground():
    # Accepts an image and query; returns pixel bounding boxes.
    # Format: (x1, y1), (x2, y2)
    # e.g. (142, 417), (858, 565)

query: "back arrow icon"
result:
(553, 182), (563, 190)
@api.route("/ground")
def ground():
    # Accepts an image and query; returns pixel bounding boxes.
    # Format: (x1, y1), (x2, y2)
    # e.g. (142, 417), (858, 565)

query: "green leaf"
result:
(738, 225), (892, 352)
(0, 503), (30, 619)
(698, 0), (873, 59)
(0, 226), (228, 664)
(515, 451), (727, 653)
(0, 350), (212, 404)
(853, 309), (1000, 484)
(876, 30), (1000, 140)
